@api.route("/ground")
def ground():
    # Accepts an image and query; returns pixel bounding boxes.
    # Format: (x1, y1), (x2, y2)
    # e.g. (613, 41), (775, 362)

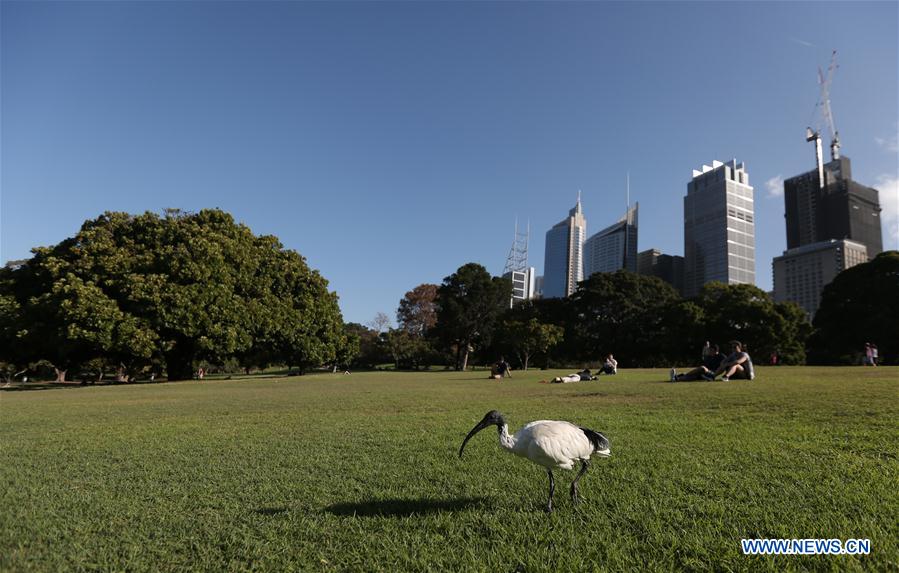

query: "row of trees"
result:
(2, 208), (894, 380)
(353, 251), (898, 370)
(0, 210), (354, 381)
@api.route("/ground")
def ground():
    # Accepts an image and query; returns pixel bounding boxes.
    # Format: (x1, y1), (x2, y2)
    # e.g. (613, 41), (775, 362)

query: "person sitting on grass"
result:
(598, 354), (618, 375)
(705, 340), (754, 381)
(490, 357), (512, 380)
(670, 344), (724, 382)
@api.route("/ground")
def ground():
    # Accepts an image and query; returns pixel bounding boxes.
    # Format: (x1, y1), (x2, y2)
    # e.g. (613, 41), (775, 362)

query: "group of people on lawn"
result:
(670, 340), (754, 382)
(490, 340), (755, 383)
(547, 354), (618, 383)
(490, 354), (618, 383)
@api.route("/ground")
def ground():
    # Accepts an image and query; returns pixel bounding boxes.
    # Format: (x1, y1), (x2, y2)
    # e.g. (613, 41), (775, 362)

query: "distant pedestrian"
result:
(871, 344), (879, 367)
(770, 350), (779, 366)
(864, 343), (874, 366)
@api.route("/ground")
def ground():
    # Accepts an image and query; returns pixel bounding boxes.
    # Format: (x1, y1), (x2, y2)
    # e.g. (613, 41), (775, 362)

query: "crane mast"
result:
(806, 50), (840, 189)
(819, 50), (840, 161)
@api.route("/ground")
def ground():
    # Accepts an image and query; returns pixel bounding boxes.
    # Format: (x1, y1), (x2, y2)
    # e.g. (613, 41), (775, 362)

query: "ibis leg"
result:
(570, 460), (590, 504)
(545, 470), (555, 513)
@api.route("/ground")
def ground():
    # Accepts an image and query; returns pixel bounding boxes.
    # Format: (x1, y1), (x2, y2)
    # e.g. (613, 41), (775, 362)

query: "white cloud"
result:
(789, 37), (817, 48)
(875, 174), (899, 250)
(876, 123), (899, 154)
(875, 135), (899, 154)
(765, 175), (784, 198)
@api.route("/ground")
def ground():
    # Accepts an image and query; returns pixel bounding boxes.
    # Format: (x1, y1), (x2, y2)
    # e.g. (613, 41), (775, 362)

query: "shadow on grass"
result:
(325, 496), (490, 517)
(0, 382), (114, 392)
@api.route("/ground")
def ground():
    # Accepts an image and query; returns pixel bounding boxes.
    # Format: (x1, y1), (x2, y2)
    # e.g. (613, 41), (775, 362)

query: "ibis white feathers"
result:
(459, 410), (611, 512)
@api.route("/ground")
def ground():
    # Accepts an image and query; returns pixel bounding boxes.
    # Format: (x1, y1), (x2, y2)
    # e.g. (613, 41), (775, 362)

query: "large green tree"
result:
(0, 209), (345, 380)
(433, 263), (510, 371)
(808, 251), (899, 365)
(499, 318), (564, 370)
(696, 282), (811, 365)
(569, 271), (681, 366)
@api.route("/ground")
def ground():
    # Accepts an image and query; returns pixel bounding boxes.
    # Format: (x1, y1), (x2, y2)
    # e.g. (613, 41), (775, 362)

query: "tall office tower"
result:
(783, 156), (883, 256)
(543, 195), (587, 298)
(683, 159), (756, 297)
(637, 248), (685, 295)
(772, 239), (868, 318)
(583, 203), (639, 277)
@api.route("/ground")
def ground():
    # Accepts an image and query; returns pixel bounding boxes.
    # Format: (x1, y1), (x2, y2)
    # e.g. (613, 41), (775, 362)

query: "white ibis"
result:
(458, 410), (611, 512)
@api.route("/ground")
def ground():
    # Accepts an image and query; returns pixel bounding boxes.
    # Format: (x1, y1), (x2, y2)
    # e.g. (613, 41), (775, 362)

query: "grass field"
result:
(2, 367), (897, 572)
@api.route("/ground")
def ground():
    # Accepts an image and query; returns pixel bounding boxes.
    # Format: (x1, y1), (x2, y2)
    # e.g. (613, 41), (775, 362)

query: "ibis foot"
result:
(569, 459), (590, 505)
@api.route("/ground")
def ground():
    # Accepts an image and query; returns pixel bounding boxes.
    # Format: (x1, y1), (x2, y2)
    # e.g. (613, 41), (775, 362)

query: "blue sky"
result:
(2, 1), (897, 325)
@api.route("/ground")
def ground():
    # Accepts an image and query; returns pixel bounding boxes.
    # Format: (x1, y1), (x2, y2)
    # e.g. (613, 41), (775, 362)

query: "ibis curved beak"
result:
(458, 420), (491, 459)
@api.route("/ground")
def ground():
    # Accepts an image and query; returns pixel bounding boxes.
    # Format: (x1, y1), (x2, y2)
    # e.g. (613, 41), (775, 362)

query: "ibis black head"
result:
(459, 410), (506, 459)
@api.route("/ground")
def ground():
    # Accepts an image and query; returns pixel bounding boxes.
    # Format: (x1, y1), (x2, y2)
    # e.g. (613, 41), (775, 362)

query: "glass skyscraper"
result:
(583, 203), (638, 277)
(542, 196), (586, 298)
(683, 159), (756, 297)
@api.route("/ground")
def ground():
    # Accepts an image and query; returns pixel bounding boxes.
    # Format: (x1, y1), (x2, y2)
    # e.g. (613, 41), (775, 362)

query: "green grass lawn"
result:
(2, 367), (897, 572)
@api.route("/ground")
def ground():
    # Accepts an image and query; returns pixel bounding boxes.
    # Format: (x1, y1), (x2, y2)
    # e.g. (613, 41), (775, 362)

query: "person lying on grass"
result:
(541, 373), (584, 383)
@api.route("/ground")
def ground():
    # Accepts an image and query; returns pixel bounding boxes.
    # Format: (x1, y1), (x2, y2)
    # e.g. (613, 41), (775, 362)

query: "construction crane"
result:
(819, 49), (840, 161)
(806, 50), (840, 188)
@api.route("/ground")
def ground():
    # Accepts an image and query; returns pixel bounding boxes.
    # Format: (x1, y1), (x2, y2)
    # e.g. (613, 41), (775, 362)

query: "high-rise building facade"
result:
(543, 196), (587, 298)
(583, 204), (638, 277)
(637, 248), (685, 295)
(772, 239), (868, 318)
(683, 159), (756, 297)
(502, 267), (537, 305)
(783, 156), (883, 256)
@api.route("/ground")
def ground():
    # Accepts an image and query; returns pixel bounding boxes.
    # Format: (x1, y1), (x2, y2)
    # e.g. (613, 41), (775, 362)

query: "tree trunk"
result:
(54, 368), (67, 382)
(524, 354), (529, 371)
(164, 345), (194, 381)
(461, 348), (469, 371)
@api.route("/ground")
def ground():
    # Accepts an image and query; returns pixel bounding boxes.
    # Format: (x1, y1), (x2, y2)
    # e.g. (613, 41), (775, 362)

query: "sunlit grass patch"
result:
(2, 367), (896, 571)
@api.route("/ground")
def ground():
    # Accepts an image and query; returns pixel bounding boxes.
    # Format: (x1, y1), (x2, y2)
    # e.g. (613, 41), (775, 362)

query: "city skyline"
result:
(2, 2), (897, 324)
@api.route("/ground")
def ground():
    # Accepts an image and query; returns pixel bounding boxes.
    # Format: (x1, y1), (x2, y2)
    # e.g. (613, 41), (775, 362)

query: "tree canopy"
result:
(433, 263), (510, 371)
(0, 209), (346, 380)
(808, 251), (899, 365)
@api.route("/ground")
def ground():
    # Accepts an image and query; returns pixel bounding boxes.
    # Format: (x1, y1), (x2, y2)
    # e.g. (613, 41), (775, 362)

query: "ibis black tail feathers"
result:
(580, 427), (610, 456)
